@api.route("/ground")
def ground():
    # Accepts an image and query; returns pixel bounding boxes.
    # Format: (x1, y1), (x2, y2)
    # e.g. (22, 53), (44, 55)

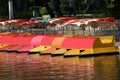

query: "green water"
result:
(0, 52), (120, 80)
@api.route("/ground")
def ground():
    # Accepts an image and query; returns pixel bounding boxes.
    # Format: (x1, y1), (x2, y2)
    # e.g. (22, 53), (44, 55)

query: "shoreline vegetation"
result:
(1, 0), (120, 19)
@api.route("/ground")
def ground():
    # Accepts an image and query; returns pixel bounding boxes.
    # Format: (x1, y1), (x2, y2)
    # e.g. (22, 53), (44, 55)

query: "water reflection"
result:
(94, 56), (118, 80)
(0, 52), (119, 80)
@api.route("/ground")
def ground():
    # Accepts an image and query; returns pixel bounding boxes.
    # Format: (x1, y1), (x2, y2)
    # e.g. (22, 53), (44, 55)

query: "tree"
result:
(34, 0), (55, 18)
(0, 0), (120, 19)
(66, 0), (76, 16)
(113, 0), (120, 18)
(13, 0), (32, 18)
(0, 0), (8, 18)
(51, 0), (63, 17)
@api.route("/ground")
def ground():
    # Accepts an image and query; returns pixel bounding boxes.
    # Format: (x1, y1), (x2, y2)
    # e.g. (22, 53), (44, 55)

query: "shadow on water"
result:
(0, 52), (120, 80)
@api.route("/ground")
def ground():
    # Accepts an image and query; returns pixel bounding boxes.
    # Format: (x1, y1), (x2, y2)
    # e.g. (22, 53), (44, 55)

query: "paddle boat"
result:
(0, 17), (118, 57)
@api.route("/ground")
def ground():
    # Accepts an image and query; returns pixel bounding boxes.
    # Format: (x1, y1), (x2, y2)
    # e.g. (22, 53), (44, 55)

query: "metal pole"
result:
(8, 0), (14, 19)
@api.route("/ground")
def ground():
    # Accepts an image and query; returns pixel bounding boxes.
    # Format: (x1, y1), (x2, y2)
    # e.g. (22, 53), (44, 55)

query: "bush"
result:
(40, 7), (48, 15)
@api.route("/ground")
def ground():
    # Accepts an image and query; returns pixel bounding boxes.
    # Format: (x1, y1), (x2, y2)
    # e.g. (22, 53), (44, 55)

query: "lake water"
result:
(0, 52), (120, 80)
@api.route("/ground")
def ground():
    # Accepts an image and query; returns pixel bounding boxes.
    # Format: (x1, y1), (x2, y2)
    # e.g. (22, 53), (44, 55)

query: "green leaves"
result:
(0, 0), (120, 19)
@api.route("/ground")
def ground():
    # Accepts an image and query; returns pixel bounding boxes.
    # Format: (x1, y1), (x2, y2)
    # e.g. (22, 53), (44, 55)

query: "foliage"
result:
(14, 11), (33, 19)
(39, 7), (48, 15)
(0, 0), (120, 19)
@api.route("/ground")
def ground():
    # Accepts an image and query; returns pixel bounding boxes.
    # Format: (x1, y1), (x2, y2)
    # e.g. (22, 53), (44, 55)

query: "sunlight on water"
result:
(0, 52), (120, 80)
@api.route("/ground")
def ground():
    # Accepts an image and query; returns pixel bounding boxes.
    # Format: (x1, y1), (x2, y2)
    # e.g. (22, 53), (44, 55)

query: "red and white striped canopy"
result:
(59, 17), (116, 28)
(48, 17), (78, 24)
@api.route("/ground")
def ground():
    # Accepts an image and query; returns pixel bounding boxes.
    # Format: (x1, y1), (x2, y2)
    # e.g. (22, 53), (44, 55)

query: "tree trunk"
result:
(114, 0), (120, 18)
(44, 3), (55, 18)
(18, 0), (29, 12)
(53, 0), (63, 17)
